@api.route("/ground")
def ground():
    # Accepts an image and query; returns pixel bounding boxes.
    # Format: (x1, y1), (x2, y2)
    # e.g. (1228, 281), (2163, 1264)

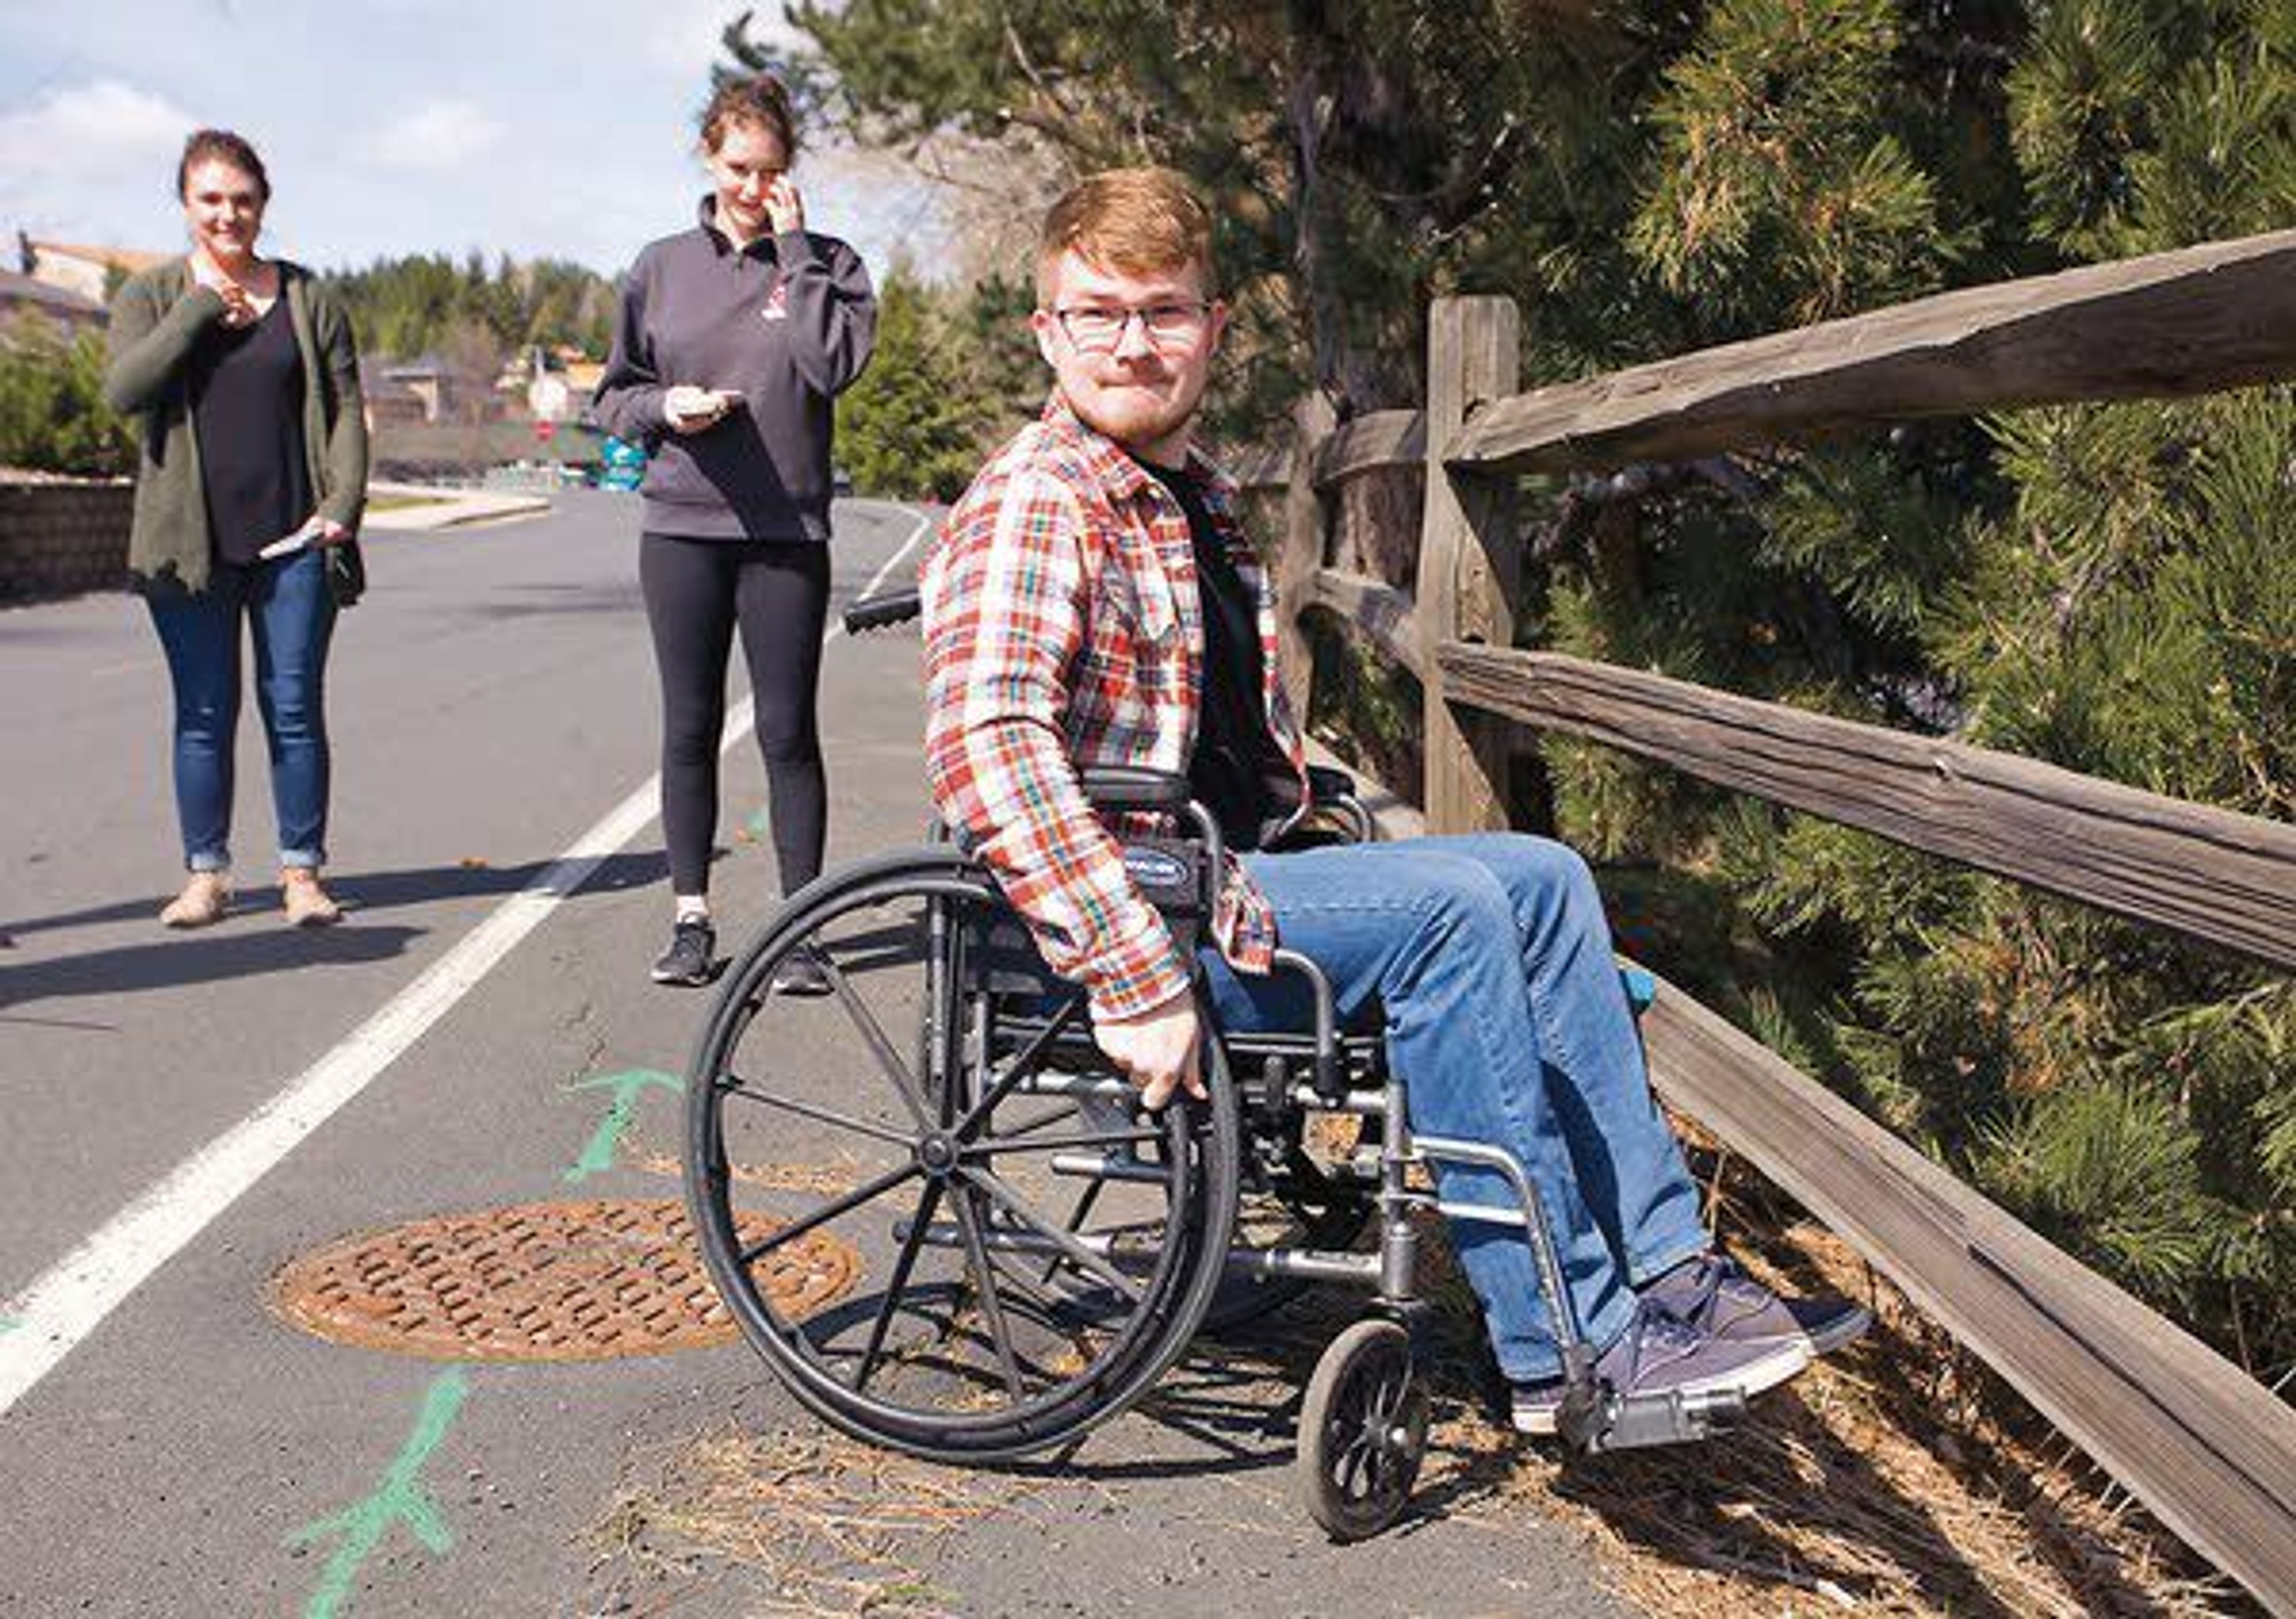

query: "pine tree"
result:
(834, 269), (992, 499)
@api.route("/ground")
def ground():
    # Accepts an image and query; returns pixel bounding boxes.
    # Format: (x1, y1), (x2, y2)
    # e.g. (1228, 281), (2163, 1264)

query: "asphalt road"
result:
(0, 492), (1623, 1617)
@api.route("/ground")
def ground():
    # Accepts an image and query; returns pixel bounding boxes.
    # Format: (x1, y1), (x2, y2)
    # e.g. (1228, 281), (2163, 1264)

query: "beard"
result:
(1065, 373), (1203, 450)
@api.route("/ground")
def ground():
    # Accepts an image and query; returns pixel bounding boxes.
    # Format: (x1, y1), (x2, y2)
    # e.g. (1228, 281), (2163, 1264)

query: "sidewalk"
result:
(364, 480), (552, 532)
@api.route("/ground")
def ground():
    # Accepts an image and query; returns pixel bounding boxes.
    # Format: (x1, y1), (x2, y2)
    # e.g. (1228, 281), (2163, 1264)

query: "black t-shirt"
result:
(1136, 456), (1291, 849)
(190, 296), (312, 566)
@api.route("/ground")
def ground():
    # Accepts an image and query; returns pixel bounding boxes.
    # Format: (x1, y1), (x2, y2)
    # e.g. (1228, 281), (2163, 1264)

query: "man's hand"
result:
(1094, 995), (1206, 1111)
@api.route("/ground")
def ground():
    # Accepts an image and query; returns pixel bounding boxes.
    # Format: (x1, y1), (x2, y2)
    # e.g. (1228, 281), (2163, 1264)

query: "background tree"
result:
(0, 317), (132, 477)
(835, 267), (996, 499)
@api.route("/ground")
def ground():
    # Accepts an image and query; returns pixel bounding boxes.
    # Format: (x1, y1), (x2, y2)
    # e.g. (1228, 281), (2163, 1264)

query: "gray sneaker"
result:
(1643, 1252), (1870, 1358)
(1510, 1297), (1811, 1435)
(651, 917), (716, 986)
(769, 946), (832, 997)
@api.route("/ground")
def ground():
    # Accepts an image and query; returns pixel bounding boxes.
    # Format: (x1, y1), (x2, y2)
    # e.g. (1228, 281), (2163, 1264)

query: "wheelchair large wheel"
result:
(1298, 1318), (1427, 1542)
(686, 848), (1241, 1464)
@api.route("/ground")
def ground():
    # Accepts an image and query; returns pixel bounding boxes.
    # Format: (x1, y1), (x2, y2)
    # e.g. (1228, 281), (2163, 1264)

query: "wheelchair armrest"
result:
(1078, 766), (1192, 811)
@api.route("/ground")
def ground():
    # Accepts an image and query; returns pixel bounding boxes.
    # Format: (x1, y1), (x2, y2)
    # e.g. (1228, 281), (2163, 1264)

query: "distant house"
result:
(377, 353), (502, 425)
(0, 270), (106, 341)
(17, 234), (170, 304)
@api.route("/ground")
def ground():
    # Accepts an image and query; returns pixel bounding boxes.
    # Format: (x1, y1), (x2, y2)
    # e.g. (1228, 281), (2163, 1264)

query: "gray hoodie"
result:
(591, 199), (875, 541)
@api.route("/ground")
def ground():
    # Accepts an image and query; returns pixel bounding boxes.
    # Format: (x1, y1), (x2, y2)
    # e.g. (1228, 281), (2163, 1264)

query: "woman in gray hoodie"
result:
(592, 74), (877, 989)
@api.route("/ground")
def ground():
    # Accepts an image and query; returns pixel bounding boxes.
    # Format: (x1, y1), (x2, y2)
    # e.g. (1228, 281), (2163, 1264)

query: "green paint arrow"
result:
(288, 1368), (468, 1619)
(0, 1316), (20, 1335)
(562, 1068), (684, 1183)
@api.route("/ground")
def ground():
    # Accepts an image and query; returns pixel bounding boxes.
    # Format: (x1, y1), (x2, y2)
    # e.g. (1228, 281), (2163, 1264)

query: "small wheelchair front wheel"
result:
(1297, 1317), (1427, 1542)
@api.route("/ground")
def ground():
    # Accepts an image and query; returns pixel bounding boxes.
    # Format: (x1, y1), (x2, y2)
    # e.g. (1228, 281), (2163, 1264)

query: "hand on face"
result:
(707, 119), (798, 243)
(764, 175), (805, 236)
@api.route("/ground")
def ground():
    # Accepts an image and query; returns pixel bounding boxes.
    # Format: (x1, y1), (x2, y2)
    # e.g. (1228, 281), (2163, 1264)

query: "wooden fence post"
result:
(1418, 295), (1520, 832)
(1276, 391), (1337, 712)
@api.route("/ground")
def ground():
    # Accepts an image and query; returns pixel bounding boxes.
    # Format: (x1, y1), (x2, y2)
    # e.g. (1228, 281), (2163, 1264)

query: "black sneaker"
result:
(1509, 1297), (1810, 1435)
(651, 917), (716, 986)
(1642, 1252), (1871, 1359)
(769, 946), (832, 996)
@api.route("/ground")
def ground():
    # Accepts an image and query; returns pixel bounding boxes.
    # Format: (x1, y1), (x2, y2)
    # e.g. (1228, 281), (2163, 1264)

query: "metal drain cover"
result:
(270, 1198), (858, 1361)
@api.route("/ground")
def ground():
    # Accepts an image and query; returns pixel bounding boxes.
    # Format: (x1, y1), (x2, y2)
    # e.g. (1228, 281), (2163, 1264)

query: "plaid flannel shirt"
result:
(923, 398), (1309, 1022)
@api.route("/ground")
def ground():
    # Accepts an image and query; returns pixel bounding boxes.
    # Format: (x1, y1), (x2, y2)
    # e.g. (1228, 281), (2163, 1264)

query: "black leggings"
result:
(640, 534), (831, 898)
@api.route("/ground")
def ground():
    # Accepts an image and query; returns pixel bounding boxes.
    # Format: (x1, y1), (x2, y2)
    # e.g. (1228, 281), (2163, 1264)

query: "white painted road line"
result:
(0, 510), (934, 1416)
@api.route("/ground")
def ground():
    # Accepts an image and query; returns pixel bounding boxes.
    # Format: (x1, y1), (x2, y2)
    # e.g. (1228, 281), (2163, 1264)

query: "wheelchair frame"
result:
(684, 592), (1737, 1542)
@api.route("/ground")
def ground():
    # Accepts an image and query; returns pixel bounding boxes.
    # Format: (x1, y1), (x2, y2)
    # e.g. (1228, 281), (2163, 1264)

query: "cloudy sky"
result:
(0, 0), (943, 279)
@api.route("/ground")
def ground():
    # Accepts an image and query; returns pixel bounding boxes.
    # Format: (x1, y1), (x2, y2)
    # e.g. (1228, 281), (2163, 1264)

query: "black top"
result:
(190, 295), (312, 566)
(1138, 457), (1291, 849)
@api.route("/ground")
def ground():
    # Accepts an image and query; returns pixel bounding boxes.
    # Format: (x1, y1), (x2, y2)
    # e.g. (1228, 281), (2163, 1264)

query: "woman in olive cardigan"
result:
(104, 129), (368, 928)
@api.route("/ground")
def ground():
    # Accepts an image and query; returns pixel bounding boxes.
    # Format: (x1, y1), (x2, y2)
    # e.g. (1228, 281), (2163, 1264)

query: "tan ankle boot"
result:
(160, 871), (232, 928)
(281, 868), (342, 928)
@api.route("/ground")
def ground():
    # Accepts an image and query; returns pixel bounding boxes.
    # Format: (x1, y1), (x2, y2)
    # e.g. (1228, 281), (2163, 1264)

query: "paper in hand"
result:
(258, 519), (324, 560)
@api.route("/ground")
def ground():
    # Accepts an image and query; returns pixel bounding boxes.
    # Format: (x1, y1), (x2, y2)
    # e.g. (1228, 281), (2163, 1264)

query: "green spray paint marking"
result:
(288, 1368), (468, 1619)
(0, 1316), (20, 1335)
(746, 806), (771, 839)
(563, 1068), (684, 1183)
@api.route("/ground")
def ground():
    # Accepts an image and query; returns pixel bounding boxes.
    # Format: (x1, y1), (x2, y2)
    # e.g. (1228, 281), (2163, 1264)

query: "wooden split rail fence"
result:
(1235, 228), (2296, 1612)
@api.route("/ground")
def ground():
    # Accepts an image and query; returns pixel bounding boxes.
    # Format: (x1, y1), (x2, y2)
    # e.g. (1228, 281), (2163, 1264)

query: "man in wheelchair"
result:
(919, 166), (1866, 1436)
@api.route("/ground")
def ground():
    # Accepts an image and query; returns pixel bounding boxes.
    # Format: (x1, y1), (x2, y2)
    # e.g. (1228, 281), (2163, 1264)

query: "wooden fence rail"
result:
(1438, 644), (2296, 971)
(1271, 232), (2296, 1611)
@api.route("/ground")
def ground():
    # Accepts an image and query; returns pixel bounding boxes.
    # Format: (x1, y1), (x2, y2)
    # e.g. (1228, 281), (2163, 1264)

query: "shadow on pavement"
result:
(0, 922), (428, 1009)
(0, 850), (668, 943)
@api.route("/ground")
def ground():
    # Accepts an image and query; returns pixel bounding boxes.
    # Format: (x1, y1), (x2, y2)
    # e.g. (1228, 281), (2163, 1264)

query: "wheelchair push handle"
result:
(842, 585), (921, 633)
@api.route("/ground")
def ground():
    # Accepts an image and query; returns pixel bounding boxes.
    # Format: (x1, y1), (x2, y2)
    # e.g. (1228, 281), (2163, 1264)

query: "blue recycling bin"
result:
(594, 435), (646, 492)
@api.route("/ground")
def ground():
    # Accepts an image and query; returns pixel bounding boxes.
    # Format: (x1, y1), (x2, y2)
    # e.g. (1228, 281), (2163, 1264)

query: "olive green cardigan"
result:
(102, 258), (368, 597)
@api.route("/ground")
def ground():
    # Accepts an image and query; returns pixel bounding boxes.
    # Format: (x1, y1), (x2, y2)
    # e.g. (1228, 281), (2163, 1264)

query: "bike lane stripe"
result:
(0, 508), (933, 1416)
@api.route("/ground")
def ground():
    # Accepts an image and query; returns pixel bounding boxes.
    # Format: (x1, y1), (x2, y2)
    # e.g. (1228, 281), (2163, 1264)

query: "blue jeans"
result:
(1201, 833), (1708, 1381)
(146, 549), (336, 873)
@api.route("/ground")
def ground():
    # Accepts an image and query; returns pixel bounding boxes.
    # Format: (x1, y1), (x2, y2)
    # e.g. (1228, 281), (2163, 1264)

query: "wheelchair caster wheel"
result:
(1298, 1318), (1427, 1542)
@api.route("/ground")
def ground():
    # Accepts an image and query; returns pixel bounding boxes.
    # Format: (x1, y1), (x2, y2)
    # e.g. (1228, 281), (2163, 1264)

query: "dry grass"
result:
(588, 1425), (1032, 1618)
(1396, 1135), (2263, 1619)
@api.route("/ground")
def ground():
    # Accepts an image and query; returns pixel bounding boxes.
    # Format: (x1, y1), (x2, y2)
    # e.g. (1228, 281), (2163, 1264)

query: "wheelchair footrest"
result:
(1565, 1383), (1747, 1453)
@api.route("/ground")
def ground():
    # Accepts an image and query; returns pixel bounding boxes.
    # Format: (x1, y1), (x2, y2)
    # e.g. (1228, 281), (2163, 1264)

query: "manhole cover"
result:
(270, 1198), (859, 1362)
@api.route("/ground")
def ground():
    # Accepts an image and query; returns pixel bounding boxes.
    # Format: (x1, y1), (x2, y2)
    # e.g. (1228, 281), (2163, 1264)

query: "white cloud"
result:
(356, 99), (503, 170)
(0, 78), (198, 192)
(0, 78), (202, 246)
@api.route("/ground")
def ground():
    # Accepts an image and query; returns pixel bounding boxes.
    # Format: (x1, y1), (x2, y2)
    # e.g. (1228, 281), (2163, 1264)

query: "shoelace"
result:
(1650, 1255), (1729, 1332)
(1615, 1300), (1705, 1379)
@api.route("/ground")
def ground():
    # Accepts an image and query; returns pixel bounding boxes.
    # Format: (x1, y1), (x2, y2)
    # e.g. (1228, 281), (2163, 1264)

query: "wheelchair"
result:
(682, 592), (1743, 1542)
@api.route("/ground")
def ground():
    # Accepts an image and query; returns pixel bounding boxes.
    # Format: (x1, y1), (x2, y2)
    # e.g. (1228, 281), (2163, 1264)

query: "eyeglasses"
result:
(1051, 302), (1213, 353)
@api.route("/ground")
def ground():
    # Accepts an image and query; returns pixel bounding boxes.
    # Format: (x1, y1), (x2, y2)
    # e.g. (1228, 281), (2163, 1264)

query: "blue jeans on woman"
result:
(145, 547), (336, 873)
(1200, 833), (1709, 1383)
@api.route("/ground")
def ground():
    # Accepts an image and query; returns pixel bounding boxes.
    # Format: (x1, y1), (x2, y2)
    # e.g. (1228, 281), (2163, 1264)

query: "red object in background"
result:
(534, 419), (556, 443)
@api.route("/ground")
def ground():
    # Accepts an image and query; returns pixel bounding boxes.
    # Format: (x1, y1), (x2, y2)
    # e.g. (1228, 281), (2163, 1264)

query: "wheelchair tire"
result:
(686, 847), (1240, 1465)
(1298, 1318), (1427, 1542)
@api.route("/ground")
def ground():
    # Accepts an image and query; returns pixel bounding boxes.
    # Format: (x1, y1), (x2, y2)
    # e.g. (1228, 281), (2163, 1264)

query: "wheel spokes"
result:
(740, 1161), (922, 1266)
(719, 1077), (916, 1150)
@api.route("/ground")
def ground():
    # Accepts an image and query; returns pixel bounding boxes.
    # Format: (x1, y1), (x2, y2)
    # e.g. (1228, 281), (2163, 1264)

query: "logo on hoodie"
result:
(761, 281), (789, 322)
